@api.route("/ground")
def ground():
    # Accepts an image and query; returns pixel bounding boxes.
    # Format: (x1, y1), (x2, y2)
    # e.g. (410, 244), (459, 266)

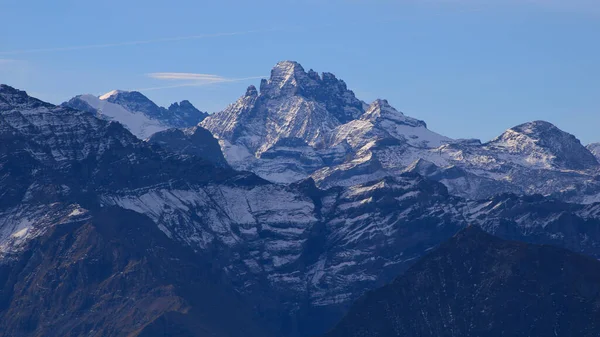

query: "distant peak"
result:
(99, 89), (130, 100)
(495, 120), (568, 142)
(512, 120), (556, 132)
(169, 100), (196, 109)
(179, 99), (194, 107)
(490, 120), (598, 170)
(273, 60), (304, 72)
(101, 90), (156, 107)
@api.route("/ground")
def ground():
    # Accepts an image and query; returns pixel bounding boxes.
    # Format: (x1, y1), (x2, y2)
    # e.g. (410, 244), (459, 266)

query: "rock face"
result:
(63, 90), (208, 139)
(323, 226), (600, 337)
(201, 61), (600, 204)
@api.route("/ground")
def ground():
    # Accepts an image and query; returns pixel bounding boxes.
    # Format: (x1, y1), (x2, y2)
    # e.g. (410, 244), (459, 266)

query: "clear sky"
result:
(1, 0), (599, 143)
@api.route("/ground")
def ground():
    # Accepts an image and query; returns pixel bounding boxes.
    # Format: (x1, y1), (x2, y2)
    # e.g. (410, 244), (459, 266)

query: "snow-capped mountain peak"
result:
(260, 60), (314, 97)
(201, 62), (456, 183)
(99, 89), (129, 100)
(201, 61), (368, 160)
(487, 120), (598, 170)
(64, 90), (208, 139)
(66, 94), (168, 139)
(101, 90), (162, 115)
(491, 120), (567, 148)
(257, 60), (365, 123)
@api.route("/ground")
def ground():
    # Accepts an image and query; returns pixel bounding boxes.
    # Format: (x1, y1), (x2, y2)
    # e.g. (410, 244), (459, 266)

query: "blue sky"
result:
(1, 0), (599, 143)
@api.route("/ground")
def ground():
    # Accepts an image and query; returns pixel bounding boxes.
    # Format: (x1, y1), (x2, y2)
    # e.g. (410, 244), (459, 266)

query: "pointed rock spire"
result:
(245, 85), (258, 98)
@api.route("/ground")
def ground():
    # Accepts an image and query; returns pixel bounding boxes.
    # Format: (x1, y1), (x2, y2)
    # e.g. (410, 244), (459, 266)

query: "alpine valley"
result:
(2, 61), (600, 337)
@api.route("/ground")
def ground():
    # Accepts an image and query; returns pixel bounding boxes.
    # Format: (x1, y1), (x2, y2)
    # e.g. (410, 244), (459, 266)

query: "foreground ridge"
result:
(324, 226), (600, 337)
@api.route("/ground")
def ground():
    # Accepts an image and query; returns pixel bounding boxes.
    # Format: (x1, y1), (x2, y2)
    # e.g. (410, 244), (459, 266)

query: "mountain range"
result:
(64, 61), (600, 205)
(1, 60), (600, 336)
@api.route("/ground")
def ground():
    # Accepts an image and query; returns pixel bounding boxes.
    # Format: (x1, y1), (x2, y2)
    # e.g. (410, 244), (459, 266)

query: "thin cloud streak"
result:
(0, 29), (280, 55)
(136, 76), (266, 92)
(148, 73), (226, 81)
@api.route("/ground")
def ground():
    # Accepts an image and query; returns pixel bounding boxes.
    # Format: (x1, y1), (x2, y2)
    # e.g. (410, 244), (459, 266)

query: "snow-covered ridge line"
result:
(76, 94), (168, 139)
(200, 61), (600, 203)
(64, 89), (208, 139)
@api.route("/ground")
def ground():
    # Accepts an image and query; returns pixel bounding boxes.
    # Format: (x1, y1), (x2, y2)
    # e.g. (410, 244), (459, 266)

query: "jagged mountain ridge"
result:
(63, 89), (208, 139)
(390, 120), (600, 202)
(323, 226), (600, 337)
(200, 61), (450, 183)
(200, 61), (600, 203)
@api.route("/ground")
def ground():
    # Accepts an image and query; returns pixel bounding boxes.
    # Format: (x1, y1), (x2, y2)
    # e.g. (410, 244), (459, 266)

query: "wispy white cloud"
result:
(0, 29), (280, 55)
(148, 73), (227, 81)
(138, 73), (265, 92)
